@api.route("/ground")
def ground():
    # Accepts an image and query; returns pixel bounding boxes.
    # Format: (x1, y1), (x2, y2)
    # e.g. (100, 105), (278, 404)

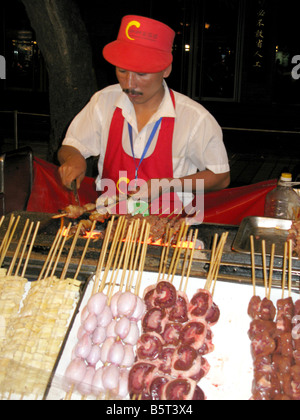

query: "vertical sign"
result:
(253, 2), (266, 72)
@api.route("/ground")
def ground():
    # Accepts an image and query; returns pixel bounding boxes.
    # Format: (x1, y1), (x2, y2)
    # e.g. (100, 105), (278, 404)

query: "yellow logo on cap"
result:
(125, 20), (141, 40)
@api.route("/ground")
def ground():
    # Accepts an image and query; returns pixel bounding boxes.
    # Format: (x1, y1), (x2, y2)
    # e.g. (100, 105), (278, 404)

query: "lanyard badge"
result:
(128, 118), (162, 184)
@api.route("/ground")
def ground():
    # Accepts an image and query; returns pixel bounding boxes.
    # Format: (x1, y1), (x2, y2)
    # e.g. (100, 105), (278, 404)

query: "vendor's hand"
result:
(58, 154), (87, 190)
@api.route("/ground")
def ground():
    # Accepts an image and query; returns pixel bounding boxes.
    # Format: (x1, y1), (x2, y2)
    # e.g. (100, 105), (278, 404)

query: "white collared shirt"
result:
(63, 81), (230, 191)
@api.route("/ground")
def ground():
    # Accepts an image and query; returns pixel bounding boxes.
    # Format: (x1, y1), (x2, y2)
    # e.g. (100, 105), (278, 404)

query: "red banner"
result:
(26, 157), (276, 225)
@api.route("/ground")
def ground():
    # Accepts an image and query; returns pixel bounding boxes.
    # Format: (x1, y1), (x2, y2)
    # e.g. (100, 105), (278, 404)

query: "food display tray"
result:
(232, 217), (293, 256)
(0, 275), (92, 400)
(44, 271), (299, 401)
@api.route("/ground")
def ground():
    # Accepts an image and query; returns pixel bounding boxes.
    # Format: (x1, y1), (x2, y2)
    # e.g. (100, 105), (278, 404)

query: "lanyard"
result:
(128, 118), (162, 181)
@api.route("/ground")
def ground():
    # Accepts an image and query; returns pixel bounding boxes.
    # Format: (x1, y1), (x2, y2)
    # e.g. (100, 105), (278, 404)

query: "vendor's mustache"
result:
(123, 89), (143, 96)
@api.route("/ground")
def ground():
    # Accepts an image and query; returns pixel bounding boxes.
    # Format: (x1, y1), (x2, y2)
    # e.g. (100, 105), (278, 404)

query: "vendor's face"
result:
(116, 66), (172, 108)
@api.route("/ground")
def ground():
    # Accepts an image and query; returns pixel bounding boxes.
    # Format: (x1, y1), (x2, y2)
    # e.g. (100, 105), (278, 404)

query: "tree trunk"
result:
(21, 0), (98, 162)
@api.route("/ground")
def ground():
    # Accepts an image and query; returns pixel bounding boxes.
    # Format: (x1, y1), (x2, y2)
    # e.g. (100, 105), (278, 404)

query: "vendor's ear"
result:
(163, 64), (172, 79)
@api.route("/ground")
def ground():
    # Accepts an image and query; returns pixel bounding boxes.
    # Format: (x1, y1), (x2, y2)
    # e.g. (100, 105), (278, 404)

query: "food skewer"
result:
(129, 229), (227, 401)
(248, 237), (300, 400)
(63, 216), (151, 401)
(0, 220), (83, 400)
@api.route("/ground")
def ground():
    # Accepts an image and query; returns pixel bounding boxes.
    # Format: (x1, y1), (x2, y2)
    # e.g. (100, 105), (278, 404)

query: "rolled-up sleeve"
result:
(63, 92), (102, 159)
(187, 111), (230, 175)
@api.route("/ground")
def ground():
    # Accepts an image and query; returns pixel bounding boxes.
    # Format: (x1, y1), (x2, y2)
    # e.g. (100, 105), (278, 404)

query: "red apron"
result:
(101, 90), (182, 215)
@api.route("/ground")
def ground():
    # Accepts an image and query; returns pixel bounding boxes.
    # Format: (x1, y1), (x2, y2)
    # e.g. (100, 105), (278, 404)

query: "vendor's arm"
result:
(57, 92), (103, 190)
(177, 169), (230, 193)
(128, 169), (230, 202)
(58, 145), (87, 190)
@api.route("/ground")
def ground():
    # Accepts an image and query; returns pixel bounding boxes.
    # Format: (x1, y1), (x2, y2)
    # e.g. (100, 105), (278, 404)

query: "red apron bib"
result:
(102, 90), (182, 215)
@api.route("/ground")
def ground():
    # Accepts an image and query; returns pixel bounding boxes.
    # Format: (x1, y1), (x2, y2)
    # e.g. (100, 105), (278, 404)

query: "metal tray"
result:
(232, 216), (293, 256)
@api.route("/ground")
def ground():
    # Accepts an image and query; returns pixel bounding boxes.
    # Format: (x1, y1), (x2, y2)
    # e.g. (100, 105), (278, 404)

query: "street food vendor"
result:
(58, 15), (230, 215)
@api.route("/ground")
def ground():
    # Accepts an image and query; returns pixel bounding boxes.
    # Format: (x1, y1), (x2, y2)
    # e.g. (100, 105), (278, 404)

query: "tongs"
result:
(71, 179), (80, 206)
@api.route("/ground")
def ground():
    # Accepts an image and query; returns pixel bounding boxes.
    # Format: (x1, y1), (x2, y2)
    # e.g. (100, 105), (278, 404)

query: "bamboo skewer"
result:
(15, 221), (35, 277)
(166, 222), (188, 282)
(0, 214), (15, 257)
(205, 232), (228, 292)
(93, 217), (115, 294)
(288, 239), (293, 297)
(74, 220), (97, 281)
(179, 230), (194, 292)
(60, 222), (83, 281)
(281, 242), (288, 299)
(0, 215), (20, 267)
(7, 219), (30, 276)
(250, 235), (256, 297)
(267, 244), (276, 300)
(183, 229), (198, 293)
(261, 240), (268, 297)
(37, 227), (62, 281)
(21, 221), (40, 278)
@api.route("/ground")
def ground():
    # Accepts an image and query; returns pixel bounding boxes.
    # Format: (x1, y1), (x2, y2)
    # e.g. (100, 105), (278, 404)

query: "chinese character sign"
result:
(253, 7), (266, 71)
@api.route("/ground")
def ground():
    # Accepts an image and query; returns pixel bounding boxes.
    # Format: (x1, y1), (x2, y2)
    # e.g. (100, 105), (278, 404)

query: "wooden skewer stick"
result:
(210, 232), (228, 296)
(166, 222), (188, 282)
(102, 217), (126, 296)
(158, 227), (174, 282)
(0, 214), (15, 257)
(93, 217), (115, 294)
(37, 227), (62, 281)
(250, 235), (256, 297)
(267, 243), (276, 300)
(21, 221), (40, 278)
(0, 215), (20, 267)
(50, 223), (72, 278)
(157, 224), (170, 281)
(118, 223), (134, 292)
(205, 232), (228, 292)
(60, 222), (84, 281)
(7, 219), (30, 276)
(281, 241), (288, 299)
(261, 240), (268, 298)
(74, 220), (97, 281)
(183, 229), (198, 293)
(288, 239), (293, 297)
(206, 234), (218, 286)
(106, 219), (128, 299)
(170, 225), (188, 286)
(15, 221), (35, 277)
(127, 219), (146, 293)
(136, 223), (151, 297)
(179, 230), (194, 292)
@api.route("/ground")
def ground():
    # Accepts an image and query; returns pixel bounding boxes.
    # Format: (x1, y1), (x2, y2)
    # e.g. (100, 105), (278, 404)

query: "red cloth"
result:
(26, 157), (277, 225)
(203, 179), (277, 225)
(26, 157), (98, 213)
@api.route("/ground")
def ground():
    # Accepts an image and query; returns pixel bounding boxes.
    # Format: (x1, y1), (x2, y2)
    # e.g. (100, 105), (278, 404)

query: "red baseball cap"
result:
(103, 15), (175, 73)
